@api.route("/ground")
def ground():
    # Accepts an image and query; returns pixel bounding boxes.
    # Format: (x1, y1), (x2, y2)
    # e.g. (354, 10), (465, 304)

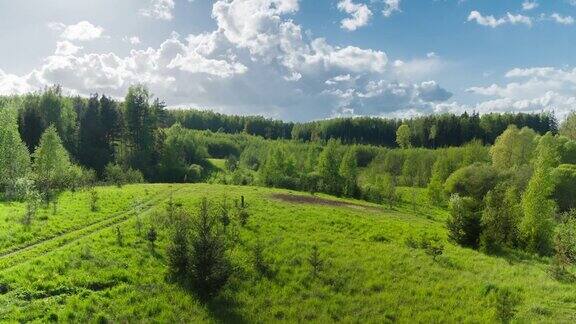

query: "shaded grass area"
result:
(0, 183), (574, 322)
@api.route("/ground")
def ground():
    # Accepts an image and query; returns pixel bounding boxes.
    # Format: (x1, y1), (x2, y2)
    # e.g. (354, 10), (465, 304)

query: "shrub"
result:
(308, 245), (323, 278)
(166, 212), (190, 282)
(483, 285), (522, 323)
(89, 188), (99, 212)
(551, 164), (576, 213)
(147, 227), (158, 249)
(189, 198), (231, 299)
(553, 215), (576, 265)
(104, 163), (144, 187)
(447, 194), (481, 248)
(444, 163), (499, 201)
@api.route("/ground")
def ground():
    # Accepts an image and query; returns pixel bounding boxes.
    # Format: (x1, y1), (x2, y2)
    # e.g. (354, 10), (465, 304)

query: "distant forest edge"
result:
(1, 85), (557, 150)
(173, 107), (557, 147)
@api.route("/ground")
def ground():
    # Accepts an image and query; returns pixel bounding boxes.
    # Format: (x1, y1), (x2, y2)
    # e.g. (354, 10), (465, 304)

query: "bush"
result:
(483, 285), (522, 323)
(447, 194), (481, 248)
(189, 198), (231, 299)
(5, 177), (35, 202)
(444, 163), (499, 201)
(551, 164), (576, 213)
(104, 163), (144, 187)
(554, 215), (576, 265)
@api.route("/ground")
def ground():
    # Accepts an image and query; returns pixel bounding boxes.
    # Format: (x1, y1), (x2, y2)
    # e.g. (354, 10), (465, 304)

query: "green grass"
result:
(0, 183), (574, 322)
(208, 158), (226, 171)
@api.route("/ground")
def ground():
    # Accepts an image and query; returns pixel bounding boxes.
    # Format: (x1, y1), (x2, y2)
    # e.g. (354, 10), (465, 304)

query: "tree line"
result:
(167, 108), (557, 148)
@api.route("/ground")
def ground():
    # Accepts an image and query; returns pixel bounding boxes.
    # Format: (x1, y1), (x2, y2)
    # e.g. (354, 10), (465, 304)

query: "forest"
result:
(2, 85), (576, 321)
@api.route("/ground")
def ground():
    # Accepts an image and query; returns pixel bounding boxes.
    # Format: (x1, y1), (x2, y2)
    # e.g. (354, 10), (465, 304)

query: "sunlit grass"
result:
(0, 183), (574, 322)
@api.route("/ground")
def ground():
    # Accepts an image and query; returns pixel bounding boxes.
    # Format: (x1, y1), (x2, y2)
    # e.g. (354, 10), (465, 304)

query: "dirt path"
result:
(269, 193), (383, 212)
(0, 187), (177, 272)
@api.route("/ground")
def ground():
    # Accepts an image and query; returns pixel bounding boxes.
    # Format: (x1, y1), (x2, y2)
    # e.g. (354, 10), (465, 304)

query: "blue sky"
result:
(1, 0), (576, 121)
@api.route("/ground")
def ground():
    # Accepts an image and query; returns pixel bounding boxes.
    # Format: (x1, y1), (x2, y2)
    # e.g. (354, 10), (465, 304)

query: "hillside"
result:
(0, 184), (574, 322)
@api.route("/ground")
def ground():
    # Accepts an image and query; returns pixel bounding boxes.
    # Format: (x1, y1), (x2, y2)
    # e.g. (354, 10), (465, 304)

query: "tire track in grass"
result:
(0, 188), (165, 258)
(0, 186), (179, 271)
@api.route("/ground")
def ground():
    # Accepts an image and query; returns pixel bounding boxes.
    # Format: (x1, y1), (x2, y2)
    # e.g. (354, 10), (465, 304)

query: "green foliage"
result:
(32, 126), (76, 200)
(447, 194), (481, 248)
(444, 163), (499, 201)
(490, 125), (537, 170)
(259, 145), (298, 189)
(122, 85), (164, 179)
(483, 285), (522, 323)
(396, 124), (412, 149)
(560, 111), (576, 141)
(520, 133), (559, 256)
(0, 108), (30, 199)
(339, 147), (359, 197)
(308, 245), (323, 278)
(189, 198), (231, 299)
(104, 163), (144, 187)
(158, 123), (208, 182)
(405, 232), (444, 260)
(551, 164), (576, 213)
(480, 184), (521, 253)
(317, 139), (343, 196)
(553, 213), (576, 266)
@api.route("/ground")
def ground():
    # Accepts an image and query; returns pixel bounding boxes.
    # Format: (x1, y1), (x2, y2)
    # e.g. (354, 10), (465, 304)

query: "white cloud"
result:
(337, 0), (372, 31)
(465, 66), (576, 119)
(522, 1), (538, 11)
(0, 69), (32, 95)
(468, 11), (507, 28)
(55, 41), (82, 56)
(382, 0), (401, 18)
(55, 21), (104, 41)
(0, 0), (450, 121)
(550, 13), (574, 25)
(124, 36), (141, 45)
(506, 13), (532, 26)
(140, 0), (175, 20)
(467, 11), (531, 28)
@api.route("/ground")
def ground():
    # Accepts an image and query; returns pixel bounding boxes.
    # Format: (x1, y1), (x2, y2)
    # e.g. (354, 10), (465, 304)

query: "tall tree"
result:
(396, 124), (412, 149)
(123, 85), (160, 179)
(560, 111), (576, 140)
(0, 108), (31, 194)
(317, 139), (342, 196)
(490, 125), (536, 170)
(339, 146), (358, 197)
(18, 94), (45, 152)
(520, 133), (560, 256)
(78, 95), (109, 175)
(33, 126), (75, 200)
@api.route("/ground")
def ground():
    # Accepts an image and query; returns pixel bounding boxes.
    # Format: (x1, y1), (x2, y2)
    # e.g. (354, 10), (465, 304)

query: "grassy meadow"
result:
(0, 183), (574, 323)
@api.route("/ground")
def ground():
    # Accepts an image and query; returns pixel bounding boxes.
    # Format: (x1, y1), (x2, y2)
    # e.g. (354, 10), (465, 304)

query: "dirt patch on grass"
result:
(270, 193), (383, 212)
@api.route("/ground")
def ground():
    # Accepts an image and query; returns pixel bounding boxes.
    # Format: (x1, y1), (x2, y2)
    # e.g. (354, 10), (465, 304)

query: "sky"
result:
(1, 0), (576, 121)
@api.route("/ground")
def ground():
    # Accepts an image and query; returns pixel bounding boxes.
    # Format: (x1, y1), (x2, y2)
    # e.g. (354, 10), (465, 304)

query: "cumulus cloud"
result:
(337, 0), (372, 31)
(550, 13), (574, 25)
(465, 66), (576, 119)
(382, 0), (401, 18)
(61, 21), (104, 41)
(55, 41), (82, 56)
(1, 0), (450, 120)
(522, 1), (538, 11)
(0, 69), (32, 95)
(468, 11), (531, 28)
(140, 0), (175, 20)
(123, 36), (141, 45)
